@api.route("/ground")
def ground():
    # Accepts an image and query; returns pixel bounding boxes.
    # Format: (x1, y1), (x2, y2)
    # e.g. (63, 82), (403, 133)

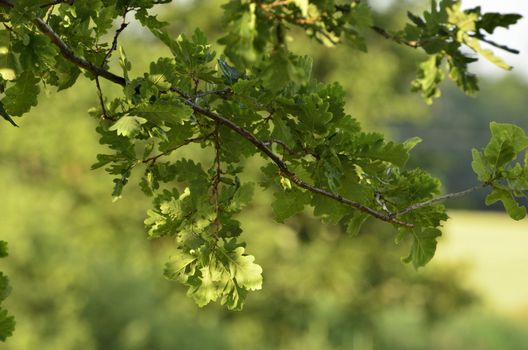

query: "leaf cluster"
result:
(404, 1), (522, 103)
(472, 122), (528, 220)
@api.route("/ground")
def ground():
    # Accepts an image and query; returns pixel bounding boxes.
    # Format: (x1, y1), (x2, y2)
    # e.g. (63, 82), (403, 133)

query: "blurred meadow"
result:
(1, 1), (528, 349)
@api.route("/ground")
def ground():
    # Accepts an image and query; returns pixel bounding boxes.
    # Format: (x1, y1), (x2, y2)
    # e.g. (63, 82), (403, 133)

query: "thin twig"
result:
(211, 122), (222, 239)
(469, 33), (520, 54)
(196, 89), (232, 98)
(264, 139), (319, 159)
(370, 25), (420, 49)
(95, 77), (114, 120)
(264, 139), (296, 155)
(142, 136), (204, 164)
(95, 8), (130, 120)
(101, 17), (129, 67)
(396, 184), (488, 217)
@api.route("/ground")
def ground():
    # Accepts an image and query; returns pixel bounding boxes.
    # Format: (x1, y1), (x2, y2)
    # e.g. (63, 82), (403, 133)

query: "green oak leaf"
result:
(119, 46), (132, 82)
(227, 182), (255, 212)
(218, 58), (246, 84)
(293, 0), (309, 17)
(135, 98), (193, 126)
(164, 249), (197, 283)
(463, 36), (511, 71)
(402, 227), (442, 268)
(297, 94), (333, 135)
(190, 262), (226, 307)
(0, 274), (9, 302)
(0, 101), (17, 127)
(0, 308), (15, 342)
(346, 2), (374, 29)
(478, 12), (522, 34)
(2, 71), (40, 116)
(0, 241), (6, 258)
(490, 122), (528, 154)
(226, 247), (263, 291)
(109, 116), (147, 138)
(346, 212), (369, 237)
(312, 195), (349, 224)
(403, 137), (422, 151)
(484, 122), (528, 171)
(144, 188), (190, 238)
(471, 149), (493, 182)
(221, 280), (248, 311)
(353, 132), (409, 167)
(261, 48), (290, 92)
(412, 55), (444, 104)
(272, 188), (311, 223)
(53, 56), (81, 91)
(15, 32), (56, 71)
(485, 187), (526, 221)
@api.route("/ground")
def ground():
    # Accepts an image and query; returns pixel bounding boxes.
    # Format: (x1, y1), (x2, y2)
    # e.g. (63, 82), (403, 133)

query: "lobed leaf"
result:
(401, 227), (442, 268)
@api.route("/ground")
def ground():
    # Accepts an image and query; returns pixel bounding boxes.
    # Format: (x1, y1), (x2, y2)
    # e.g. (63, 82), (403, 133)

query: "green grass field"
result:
(434, 210), (528, 317)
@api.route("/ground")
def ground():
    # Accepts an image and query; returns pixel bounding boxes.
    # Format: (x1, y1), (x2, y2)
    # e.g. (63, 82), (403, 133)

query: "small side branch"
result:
(370, 25), (420, 49)
(33, 18), (127, 86)
(142, 136), (204, 164)
(95, 8), (130, 120)
(211, 122), (222, 238)
(469, 33), (520, 54)
(396, 184), (488, 217)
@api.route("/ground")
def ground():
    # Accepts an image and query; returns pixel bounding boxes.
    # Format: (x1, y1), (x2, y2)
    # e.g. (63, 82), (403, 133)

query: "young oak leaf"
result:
(190, 265), (226, 307)
(164, 249), (197, 283)
(471, 149), (493, 182)
(402, 227), (442, 269)
(135, 99), (193, 126)
(109, 116), (147, 138)
(0, 308), (15, 342)
(227, 247), (263, 291)
(485, 187), (526, 221)
(293, 0), (309, 17)
(272, 188), (311, 223)
(221, 279), (248, 311)
(484, 122), (528, 171)
(2, 71), (40, 116)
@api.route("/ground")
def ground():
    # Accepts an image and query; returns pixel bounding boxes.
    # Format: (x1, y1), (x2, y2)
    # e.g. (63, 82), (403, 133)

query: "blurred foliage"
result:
(1, 0), (528, 348)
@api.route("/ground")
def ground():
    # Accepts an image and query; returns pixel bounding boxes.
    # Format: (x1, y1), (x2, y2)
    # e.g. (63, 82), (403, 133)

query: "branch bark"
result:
(396, 185), (487, 217)
(34, 18), (127, 86)
(0, 0), (127, 86)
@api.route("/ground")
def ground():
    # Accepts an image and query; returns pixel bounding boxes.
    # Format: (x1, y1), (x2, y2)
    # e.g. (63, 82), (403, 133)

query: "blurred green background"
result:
(1, 1), (528, 349)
